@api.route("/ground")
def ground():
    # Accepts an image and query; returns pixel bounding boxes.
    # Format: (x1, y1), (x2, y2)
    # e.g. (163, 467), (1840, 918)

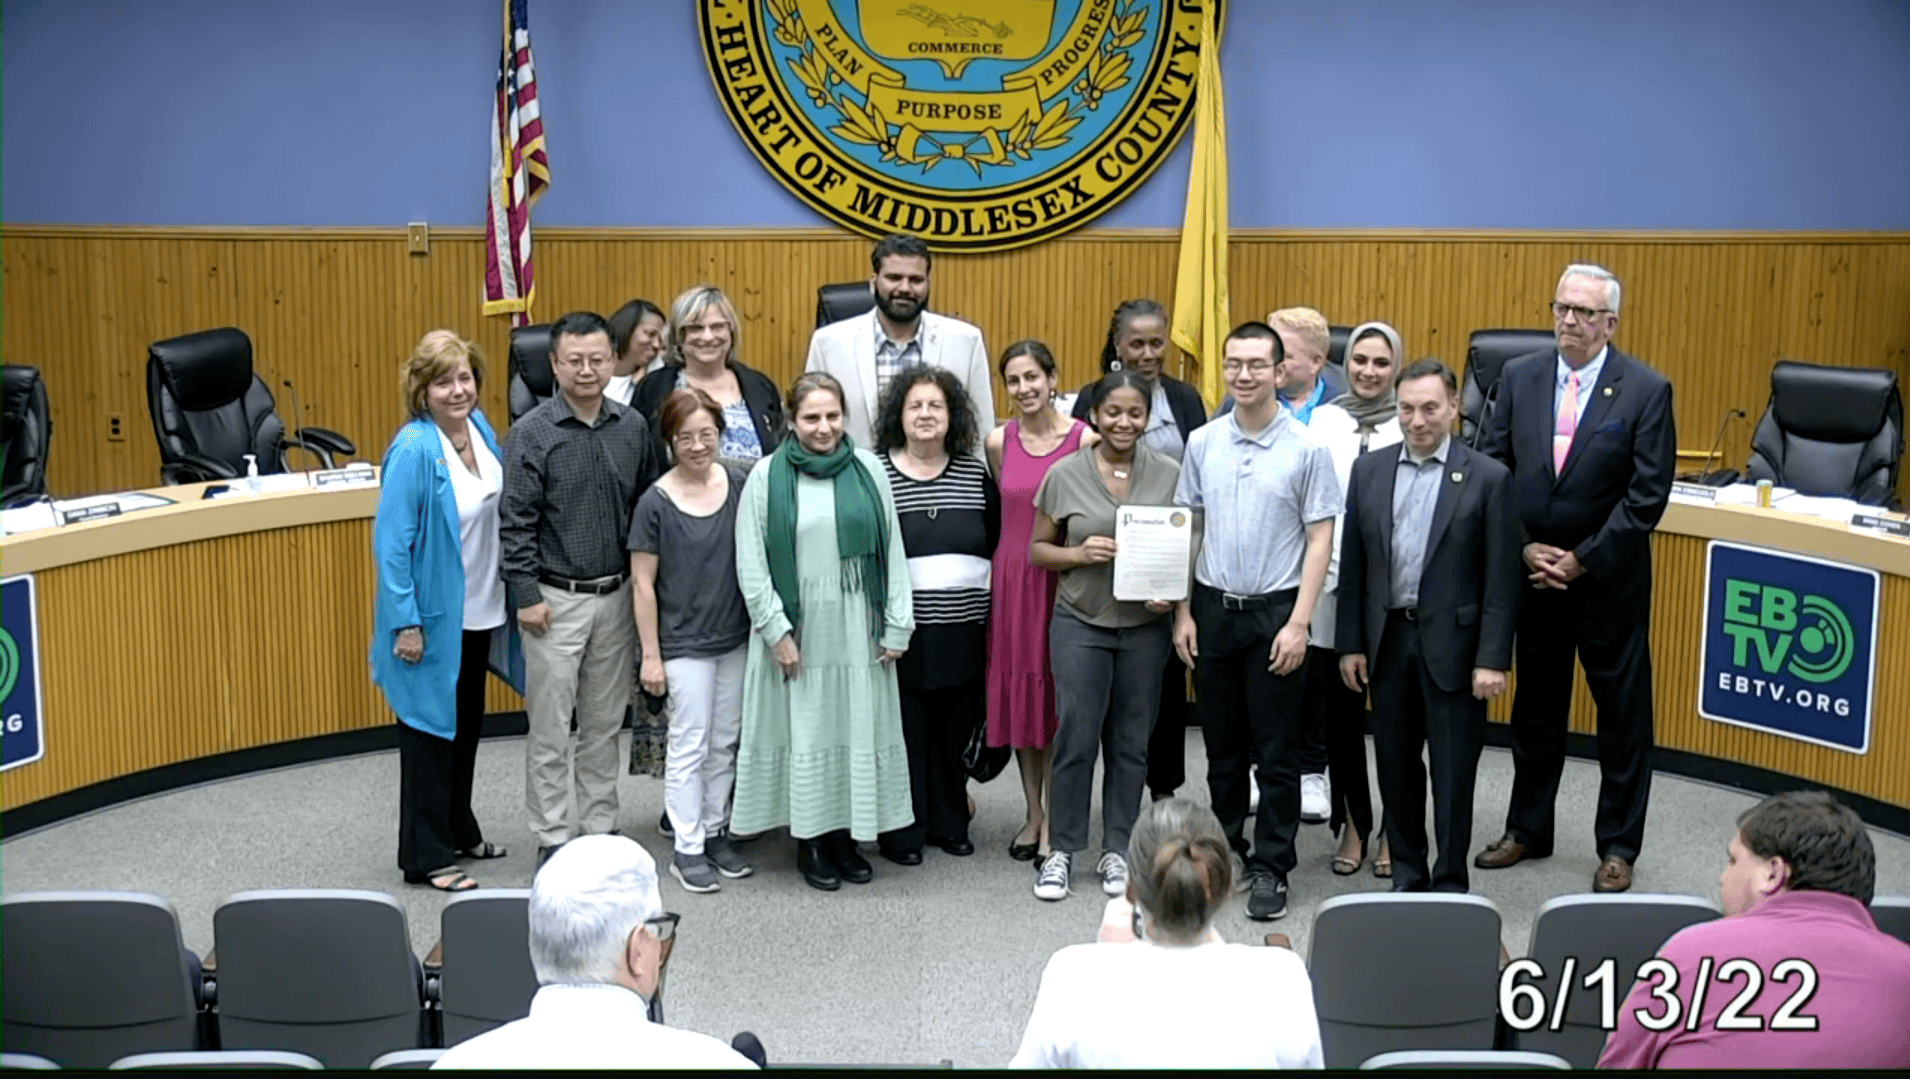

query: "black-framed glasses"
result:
(644, 911), (680, 943)
(1551, 302), (1611, 322)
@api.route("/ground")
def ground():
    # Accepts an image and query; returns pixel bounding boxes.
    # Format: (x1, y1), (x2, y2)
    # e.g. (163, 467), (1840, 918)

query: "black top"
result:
(627, 466), (750, 660)
(1072, 373), (1208, 442)
(882, 452), (1000, 689)
(630, 359), (786, 463)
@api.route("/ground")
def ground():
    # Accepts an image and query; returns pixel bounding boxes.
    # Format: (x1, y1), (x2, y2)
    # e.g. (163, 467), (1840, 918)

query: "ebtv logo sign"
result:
(1699, 542), (1877, 753)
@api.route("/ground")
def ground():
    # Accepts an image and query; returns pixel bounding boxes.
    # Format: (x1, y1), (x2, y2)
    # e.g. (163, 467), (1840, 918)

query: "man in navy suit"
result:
(1336, 360), (1519, 893)
(1474, 264), (1676, 893)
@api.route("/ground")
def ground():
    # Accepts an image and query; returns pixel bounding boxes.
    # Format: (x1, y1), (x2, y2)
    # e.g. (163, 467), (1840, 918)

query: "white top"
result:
(432, 984), (754, 1070)
(604, 374), (637, 407)
(1009, 937), (1324, 1069)
(436, 425), (507, 631)
(1302, 403), (1404, 648)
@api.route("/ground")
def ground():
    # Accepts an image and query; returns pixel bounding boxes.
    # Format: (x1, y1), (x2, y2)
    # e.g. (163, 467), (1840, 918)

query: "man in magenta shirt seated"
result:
(1599, 790), (1910, 1069)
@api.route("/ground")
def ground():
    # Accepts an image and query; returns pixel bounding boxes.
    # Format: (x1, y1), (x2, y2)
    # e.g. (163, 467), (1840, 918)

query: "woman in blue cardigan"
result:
(371, 330), (526, 891)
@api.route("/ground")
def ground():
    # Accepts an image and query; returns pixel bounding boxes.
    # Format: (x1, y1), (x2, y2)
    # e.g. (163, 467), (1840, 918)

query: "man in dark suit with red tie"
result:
(1474, 264), (1676, 893)
(1337, 359), (1520, 893)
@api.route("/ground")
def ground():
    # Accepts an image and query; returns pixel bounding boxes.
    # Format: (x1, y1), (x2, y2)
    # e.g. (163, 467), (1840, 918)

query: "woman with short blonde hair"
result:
(630, 285), (785, 471)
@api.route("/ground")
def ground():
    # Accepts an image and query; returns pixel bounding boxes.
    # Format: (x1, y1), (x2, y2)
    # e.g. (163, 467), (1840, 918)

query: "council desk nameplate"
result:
(699, 0), (1222, 252)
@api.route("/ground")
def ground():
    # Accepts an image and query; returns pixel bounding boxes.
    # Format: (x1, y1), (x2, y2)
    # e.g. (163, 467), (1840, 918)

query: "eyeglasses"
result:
(1221, 360), (1277, 374)
(1551, 302), (1611, 323)
(643, 912), (679, 944)
(554, 355), (613, 370)
(672, 430), (719, 448)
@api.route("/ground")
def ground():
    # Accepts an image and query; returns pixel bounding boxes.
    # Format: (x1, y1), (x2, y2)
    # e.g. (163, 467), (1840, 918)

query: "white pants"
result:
(522, 582), (637, 847)
(663, 647), (747, 855)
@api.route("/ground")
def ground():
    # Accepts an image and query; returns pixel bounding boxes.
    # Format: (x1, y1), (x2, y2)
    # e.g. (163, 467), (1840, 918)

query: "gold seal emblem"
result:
(699, 0), (1223, 252)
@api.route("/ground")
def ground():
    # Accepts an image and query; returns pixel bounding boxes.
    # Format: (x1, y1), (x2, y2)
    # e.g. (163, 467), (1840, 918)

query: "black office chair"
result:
(1745, 360), (1903, 507)
(2, 365), (52, 505)
(1326, 324), (1353, 369)
(1461, 329), (1555, 446)
(507, 324), (555, 422)
(815, 282), (875, 329)
(146, 328), (354, 485)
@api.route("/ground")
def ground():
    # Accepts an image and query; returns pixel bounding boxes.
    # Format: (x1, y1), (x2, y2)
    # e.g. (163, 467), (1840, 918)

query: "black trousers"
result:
(397, 628), (491, 879)
(1194, 584), (1307, 877)
(1296, 645), (1332, 776)
(880, 677), (981, 852)
(1310, 644), (1377, 842)
(1371, 613), (1484, 892)
(1146, 652), (1192, 797)
(1503, 584), (1654, 863)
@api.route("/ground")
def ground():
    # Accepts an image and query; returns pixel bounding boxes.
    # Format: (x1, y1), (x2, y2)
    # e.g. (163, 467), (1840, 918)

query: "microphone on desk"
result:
(1696, 406), (1747, 486)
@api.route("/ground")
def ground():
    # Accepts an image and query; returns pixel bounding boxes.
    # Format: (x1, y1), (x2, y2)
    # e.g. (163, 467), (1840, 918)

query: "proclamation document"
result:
(1112, 505), (1192, 602)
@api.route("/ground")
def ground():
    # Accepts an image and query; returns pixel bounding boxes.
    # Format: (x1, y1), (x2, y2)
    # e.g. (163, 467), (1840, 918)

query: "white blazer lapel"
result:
(854, 311), (879, 431)
(919, 312), (943, 370)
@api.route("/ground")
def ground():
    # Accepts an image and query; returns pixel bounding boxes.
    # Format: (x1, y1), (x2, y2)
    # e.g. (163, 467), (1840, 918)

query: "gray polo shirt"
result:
(1175, 406), (1340, 595)
(1033, 443), (1181, 629)
(1389, 434), (1449, 609)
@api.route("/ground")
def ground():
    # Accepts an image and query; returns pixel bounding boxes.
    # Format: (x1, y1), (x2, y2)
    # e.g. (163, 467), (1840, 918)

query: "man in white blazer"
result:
(805, 233), (995, 452)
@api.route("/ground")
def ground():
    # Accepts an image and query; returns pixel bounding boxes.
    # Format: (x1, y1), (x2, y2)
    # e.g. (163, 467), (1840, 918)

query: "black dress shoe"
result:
(826, 831), (873, 884)
(797, 839), (841, 891)
(1008, 839), (1040, 861)
(879, 846), (923, 866)
(930, 836), (975, 857)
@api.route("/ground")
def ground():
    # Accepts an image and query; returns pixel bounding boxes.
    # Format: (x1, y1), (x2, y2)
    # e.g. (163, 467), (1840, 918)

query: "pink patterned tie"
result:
(1553, 371), (1580, 472)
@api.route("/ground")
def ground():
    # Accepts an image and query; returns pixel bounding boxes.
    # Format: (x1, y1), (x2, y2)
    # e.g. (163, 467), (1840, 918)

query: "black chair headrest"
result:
(148, 328), (255, 410)
(1466, 329), (1556, 387)
(511, 324), (556, 397)
(816, 282), (876, 329)
(2, 365), (41, 426)
(1769, 360), (1899, 441)
(1326, 325), (1353, 368)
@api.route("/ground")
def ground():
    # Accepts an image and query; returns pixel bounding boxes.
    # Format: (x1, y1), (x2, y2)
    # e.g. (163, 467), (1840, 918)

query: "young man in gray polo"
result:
(502, 311), (659, 866)
(1173, 321), (1340, 921)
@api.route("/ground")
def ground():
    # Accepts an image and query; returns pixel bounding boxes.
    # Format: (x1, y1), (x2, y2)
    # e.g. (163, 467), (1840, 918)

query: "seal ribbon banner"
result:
(700, 0), (1224, 252)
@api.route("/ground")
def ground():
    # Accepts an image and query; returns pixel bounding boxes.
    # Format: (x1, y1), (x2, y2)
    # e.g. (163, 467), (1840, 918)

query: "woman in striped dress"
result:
(872, 364), (1000, 862)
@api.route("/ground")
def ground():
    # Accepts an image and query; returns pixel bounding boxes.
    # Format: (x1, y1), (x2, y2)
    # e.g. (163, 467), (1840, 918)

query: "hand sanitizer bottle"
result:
(243, 454), (262, 494)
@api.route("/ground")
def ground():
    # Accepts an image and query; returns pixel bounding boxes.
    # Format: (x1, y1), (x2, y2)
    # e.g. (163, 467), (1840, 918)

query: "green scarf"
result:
(764, 435), (889, 644)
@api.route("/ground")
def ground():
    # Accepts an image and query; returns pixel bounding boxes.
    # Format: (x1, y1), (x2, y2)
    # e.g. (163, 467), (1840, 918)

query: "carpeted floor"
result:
(4, 730), (1907, 1067)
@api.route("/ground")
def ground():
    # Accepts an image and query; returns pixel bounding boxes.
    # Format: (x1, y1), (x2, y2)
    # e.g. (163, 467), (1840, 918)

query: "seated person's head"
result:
(1722, 790), (1875, 916)
(529, 835), (672, 999)
(1128, 797), (1233, 944)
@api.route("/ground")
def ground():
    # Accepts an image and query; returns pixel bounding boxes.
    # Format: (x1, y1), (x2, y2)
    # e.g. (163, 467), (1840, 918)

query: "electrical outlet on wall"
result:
(107, 412), (125, 442)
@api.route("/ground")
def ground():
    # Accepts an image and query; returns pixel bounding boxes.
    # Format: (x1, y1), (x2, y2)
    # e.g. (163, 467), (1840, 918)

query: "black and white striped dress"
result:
(882, 453), (1001, 689)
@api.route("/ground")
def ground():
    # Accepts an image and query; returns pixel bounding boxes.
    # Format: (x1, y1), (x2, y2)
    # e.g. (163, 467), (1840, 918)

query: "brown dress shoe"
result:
(1594, 856), (1634, 893)
(1473, 834), (1531, 870)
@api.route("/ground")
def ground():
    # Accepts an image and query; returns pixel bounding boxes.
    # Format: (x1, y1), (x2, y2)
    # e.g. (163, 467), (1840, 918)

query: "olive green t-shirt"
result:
(1033, 443), (1182, 629)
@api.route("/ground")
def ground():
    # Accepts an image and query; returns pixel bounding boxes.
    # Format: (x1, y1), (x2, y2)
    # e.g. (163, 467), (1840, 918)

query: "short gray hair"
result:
(1559, 263), (1622, 314)
(527, 835), (663, 986)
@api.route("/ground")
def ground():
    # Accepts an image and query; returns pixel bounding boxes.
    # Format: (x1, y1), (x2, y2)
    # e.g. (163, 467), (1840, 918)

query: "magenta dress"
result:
(986, 418), (1088, 749)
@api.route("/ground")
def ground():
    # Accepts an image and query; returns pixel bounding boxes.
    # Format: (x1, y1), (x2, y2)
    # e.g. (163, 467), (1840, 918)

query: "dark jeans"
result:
(1372, 613), (1484, 892)
(1047, 608), (1171, 857)
(881, 677), (981, 852)
(398, 628), (491, 878)
(1193, 584), (1308, 877)
(1310, 644), (1377, 842)
(1296, 644), (1331, 776)
(1146, 652), (1192, 797)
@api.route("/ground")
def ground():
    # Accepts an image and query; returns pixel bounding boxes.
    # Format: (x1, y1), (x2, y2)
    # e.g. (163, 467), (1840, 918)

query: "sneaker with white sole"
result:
(1033, 850), (1072, 902)
(705, 833), (755, 879)
(1245, 867), (1289, 921)
(671, 852), (721, 894)
(1097, 851), (1129, 897)
(1300, 772), (1330, 822)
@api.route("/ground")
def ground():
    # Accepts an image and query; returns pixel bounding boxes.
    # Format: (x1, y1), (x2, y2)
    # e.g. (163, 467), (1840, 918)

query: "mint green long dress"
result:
(730, 447), (915, 841)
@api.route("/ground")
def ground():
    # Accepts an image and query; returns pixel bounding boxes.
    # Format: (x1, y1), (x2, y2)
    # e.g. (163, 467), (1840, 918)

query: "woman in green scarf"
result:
(731, 371), (915, 892)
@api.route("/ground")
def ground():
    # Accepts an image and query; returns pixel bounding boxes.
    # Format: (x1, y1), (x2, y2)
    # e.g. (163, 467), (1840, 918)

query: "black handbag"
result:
(962, 707), (1012, 783)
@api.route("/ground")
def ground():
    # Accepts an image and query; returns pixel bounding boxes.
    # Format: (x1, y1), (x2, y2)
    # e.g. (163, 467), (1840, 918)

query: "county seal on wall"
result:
(699, 0), (1223, 252)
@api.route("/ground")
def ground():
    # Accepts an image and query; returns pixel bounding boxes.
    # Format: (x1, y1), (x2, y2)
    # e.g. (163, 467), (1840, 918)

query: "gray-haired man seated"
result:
(433, 835), (755, 1069)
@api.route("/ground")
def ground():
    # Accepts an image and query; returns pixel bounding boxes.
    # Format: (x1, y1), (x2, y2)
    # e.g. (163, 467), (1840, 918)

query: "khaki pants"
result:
(522, 582), (637, 847)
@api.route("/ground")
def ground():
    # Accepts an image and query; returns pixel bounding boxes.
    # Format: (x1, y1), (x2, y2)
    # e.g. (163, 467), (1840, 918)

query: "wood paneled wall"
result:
(5, 226), (1908, 497)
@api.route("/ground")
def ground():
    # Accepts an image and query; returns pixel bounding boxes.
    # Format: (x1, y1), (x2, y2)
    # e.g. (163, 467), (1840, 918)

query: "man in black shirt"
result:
(502, 311), (659, 865)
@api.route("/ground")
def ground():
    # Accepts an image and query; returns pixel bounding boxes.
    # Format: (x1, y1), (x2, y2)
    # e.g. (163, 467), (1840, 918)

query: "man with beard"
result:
(806, 233), (994, 455)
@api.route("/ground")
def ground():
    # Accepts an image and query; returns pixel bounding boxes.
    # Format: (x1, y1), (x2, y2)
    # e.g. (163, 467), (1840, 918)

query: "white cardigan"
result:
(1306, 403), (1405, 650)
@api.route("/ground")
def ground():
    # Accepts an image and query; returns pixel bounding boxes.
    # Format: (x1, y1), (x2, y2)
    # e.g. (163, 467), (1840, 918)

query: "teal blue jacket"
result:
(370, 411), (525, 739)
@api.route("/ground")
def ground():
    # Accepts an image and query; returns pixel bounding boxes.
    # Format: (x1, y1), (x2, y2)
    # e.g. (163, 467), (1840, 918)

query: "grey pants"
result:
(1047, 607), (1171, 857)
(522, 582), (638, 848)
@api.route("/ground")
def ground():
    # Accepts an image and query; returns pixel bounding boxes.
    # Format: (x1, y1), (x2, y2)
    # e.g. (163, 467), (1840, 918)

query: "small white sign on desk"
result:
(1112, 505), (1192, 603)
(1669, 482), (1719, 505)
(312, 464), (379, 489)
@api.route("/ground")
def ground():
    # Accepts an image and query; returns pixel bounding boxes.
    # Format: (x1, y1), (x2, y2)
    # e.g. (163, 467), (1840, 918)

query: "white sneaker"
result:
(1248, 766), (1261, 814)
(1300, 772), (1330, 823)
(1033, 850), (1072, 902)
(1097, 851), (1129, 897)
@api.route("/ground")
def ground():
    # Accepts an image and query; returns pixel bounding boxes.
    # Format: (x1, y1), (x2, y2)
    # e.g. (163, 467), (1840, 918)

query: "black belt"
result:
(1388, 606), (1419, 622)
(1206, 585), (1298, 612)
(539, 571), (629, 595)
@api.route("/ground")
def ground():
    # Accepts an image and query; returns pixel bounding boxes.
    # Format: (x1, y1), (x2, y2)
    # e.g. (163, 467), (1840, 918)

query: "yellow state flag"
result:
(1170, 1), (1229, 408)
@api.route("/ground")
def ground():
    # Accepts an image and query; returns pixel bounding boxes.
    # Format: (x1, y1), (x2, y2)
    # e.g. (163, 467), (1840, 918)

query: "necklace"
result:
(1099, 447), (1131, 480)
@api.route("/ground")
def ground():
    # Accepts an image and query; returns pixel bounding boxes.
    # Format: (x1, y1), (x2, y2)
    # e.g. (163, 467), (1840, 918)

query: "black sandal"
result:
(457, 842), (508, 860)
(414, 868), (478, 892)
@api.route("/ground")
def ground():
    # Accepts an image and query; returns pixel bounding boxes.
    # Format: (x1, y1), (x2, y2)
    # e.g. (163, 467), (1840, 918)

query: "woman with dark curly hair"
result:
(870, 364), (999, 863)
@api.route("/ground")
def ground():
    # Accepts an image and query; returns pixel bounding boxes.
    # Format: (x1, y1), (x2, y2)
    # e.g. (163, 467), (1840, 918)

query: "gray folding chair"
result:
(109, 1050), (323, 1070)
(211, 889), (423, 1068)
(1310, 894), (1505, 1070)
(1362, 1049), (1571, 1069)
(1, 892), (204, 1068)
(435, 890), (537, 1047)
(369, 1049), (445, 1069)
(1516, 894), (1720, 1068)
(0, 1054), (61, 1070)
(1871, 896), (1910, 947)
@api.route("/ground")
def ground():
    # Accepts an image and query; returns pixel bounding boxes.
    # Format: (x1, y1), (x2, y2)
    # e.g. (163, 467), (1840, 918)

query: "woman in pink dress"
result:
(985, 340), (1097, 861)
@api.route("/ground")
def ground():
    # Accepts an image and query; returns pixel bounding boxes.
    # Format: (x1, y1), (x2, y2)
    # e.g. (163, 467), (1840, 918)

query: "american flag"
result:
(483, 0), (548, 323)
